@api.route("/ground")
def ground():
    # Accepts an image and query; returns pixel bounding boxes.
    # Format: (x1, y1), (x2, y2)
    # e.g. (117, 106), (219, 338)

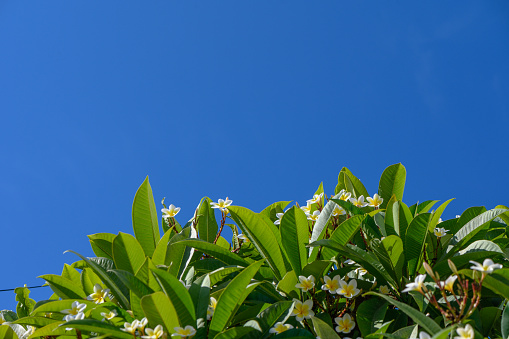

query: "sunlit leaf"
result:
(132, 176), (160, 257)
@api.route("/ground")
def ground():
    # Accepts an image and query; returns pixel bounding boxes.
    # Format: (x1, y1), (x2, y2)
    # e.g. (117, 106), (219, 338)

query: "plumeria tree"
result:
(1, 163), (509, 339)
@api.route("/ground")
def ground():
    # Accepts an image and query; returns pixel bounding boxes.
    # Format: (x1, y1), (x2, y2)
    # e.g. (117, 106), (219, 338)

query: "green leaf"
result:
(479, 307), (501, 337)
(0, 326), (15, 339)
(335, 167), (370, 198)
(259, 201), (292, 220)
(151, 228), (175, 265)
(229, 206), (287, 281)
(188, 274), (210, 337)
(357, 298), (388, 337)
(37, 274), (87, 300)
(151, 268), (196, 327)
(197, 197), (219, 243)
(209, 260), (264, 338)
(502, 302), (509, 339)
(364, 292), (441, 335)
(14, 286), (36, 319)
(370, 239), (399, 288)
(311, 316), (341, 339)
(112, 232), (147, 274)
(109, 269), (154, 299)
(276, 270), (300, 300)
(31, 299), (98, 315)
(382, 235), (405, 285)
(208, 266), (244, 287)
(132, 176), (160, 257)
(173, 239), (249, 267)
(405, 213), (431, 276)
(279, 207), (308, 276)
(30, 321), (67, 338)
(308, 198), (337, 261)
(415, 200), (440, 215)
(167, 226), (198, 278)
(61, 263), (82, 285)
(244, 301), (294, 339)
(64, 250), (130, 309)
(87, 233), (116, 260)
(141, 291), (180, 333)
(378, 163), (406, 209)
(323, 215), (365, 260)
(12, 316), (58, 327)
(62, 319), (133, 339)
(428, 199), (455, 232)
(214, 327), (258, 339)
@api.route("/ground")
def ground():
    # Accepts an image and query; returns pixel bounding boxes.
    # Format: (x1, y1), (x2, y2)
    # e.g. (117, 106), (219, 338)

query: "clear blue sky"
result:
(1, 1), (508, 310)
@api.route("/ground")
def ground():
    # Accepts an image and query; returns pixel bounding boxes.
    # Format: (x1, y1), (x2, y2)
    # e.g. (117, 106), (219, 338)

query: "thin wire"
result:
(0, 285), (48, 292)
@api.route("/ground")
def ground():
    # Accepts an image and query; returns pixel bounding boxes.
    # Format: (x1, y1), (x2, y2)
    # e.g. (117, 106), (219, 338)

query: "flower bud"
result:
(448, 259), (458, 275)
(423, 262), (436, 280)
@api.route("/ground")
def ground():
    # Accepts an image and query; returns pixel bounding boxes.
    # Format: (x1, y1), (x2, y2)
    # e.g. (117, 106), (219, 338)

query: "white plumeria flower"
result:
(322, 275), (342, 294)
(332, 205), (346, 217)
(334, 313), (356, 333)
(438, 275), (457, 293)
(64, 312), (85, 331)
(179, 279), (191, 289)
(62, 301), (87, 316)
(337, 279), (360, 298)
(454, 324), (474, 339)
(379, 285), (390, 294)
(142, 324), (165, 339)
(210, 197), (232, 211)
(366, 193), (383, 208)
(301, 202), (312, 215)
(237, 234), (249, 242)
(355, 267), (367, 277)
(469, 259), (503, 274)
(344, 259), (356, 265)
(292, 299), (315, 321)
(207, 297), (217, 320)
(138, 317), (148, 330)
(161, 204), (181, 219)
(434, 227), (448, 237)
(87, 284), (110, 304)
(19, 325), (35, 339)
(307, 193), (323, 205)
(0, 313), (7, 325)
(274, 212), (285, 225)
(269, 322), (294, 334)
(295, 275), (315, 292)
(100, 309), (117, 321)
(349, 195), (368, 208)
(307, 210), (321, 221)
(121, 320), (140, 334)
(438, 218), (443, 223)
(337, 189), (352, 201)
(402, 274), (426, 293)
(455, 215), (461, 218)
(419, 332), (432, 339)
(172, 325), (196, 337)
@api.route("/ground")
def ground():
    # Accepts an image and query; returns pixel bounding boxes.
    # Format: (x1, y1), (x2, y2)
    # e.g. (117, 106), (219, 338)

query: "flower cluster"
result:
(62, 301), (87, 329)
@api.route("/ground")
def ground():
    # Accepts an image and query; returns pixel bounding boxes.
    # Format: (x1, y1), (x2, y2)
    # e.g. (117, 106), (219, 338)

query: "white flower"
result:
(138, 317), (148, 329)
(237, 234), (249, 242)
(301, 202), (312, 215)
(87, 284), (110, 304)
(307, 210), (321, 221)
(337, 189), (352, 201)
(162, 204), (181, 219)
(454, 324), (474, 339)
(344, 259), (356, 265)
(332, 205), (346, 217)
(438, 218), (443, 223)
(292, 299), (314, 321)
(172, 325), (196, 337)
(269, 322), (294, 334)
(179, 280), (191, 289)
(419, 332), (431, 339)
(434, 227), (448, 237)
(337, 279), (360, 298)
(142, 324), (165, 339)
(210, 197), (232, 211)
(295, 275), (315, 292)
(0, 313), (7, 326)
(62, 301), (87, 316)
(19, 325), (35, 339)
(334, 313), (356, 333)
(402, 274), (426, 293)
(379, 285), (390, 294)
(355, 267), (367, 277)
(100, 309), (117, 321)
(121, 320), (140, 334)
(322, 275), (341, 294)
(437, 275), (457, 293)
(274, 212), (285, 225)
(455, 215), (461, 218)
(64, 312), (84, 331)
(349, 196), (368, 208)
(469, 259), (503, 274)
(366, 194), (383, 208)
(207, 297), (217, 320)
(307, 193), (323, 205)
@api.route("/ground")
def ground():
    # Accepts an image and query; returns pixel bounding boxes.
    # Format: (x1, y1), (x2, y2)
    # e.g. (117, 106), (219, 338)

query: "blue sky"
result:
(1, 1), (508, 310)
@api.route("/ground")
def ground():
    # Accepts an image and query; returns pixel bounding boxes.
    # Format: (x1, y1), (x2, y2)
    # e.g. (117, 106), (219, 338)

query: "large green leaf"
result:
(382, 235), (405, 285)
(14, 286), (36, 319)
(65, 250), (130, 309)
(405, 213), (431, 276)
(132, 176), (160, 257)
(62, 319), (133, 339)
(87, 233), (116, 260)
(259, 201), (292, 220)
(243, 301), (293, 339)
(173, 239), (249, 267)
(428, 199), (455, 232)
(443, 208), (509, 259)
(365, 292), (441, 335)
(357, 298), (388, 337)
(378, 163), (406, 209)
(141, 291), (180, 333)
(209, 260), (264, 338)
(479, 307), (501, 337)
(322, 215), (365, 260)
(0, 326), (15, 339)
(31, 299), (98, 315)
(197, 197), (219, 243)
(112, 232), (146, 274)
(370, 239), (399, 288)
(188, 274), (211, 338)
(109, 269), (154, 299)
(335, 167), (370, 198)
(308, 198), (337, 261)
(279, 207), (308, 276)
(167, 226), (198, 278)
(229, 206), (287, 281)
(151, 268), (196, 327)
(214, 327), (258, 339)
(311, 316), (341, 339)
(502, 302), (509, 339)
(37, 274), (87, 300)
(151, 228), (176, 265)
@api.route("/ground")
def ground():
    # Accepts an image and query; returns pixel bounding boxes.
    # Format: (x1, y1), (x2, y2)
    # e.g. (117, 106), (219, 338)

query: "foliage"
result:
(1, 166), (509, 339)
